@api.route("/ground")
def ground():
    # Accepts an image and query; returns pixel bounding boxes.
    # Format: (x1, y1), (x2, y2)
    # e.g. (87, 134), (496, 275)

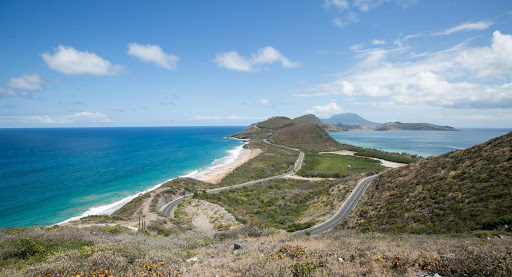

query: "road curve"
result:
(304, 175), (377, 236)
(160, 141), (304, 218)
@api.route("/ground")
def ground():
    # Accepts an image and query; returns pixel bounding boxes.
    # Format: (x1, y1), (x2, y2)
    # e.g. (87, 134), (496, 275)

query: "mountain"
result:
(293, 114), (346, 132)
(230, 116), (342, 151)
(369, 122), (458, 131)
(349, 131), (512, 234)
(323, 113), (380, 126)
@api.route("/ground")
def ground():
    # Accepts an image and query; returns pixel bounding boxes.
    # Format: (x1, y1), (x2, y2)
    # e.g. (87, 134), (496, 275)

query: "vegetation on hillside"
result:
(231, 116), (343, 151)
(193, 178), (355, 232)
(217, 145), (297, 186)
(1, 226), (511, 277)
(349, 131), (512, 234)
(297, 152), (385, 178)
(293, 114), (346, 132)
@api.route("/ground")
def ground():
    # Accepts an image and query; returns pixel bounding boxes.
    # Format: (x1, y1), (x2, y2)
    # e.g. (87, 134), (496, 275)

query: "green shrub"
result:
(285, 222), (315, 232)
(7, 238), (46, 259)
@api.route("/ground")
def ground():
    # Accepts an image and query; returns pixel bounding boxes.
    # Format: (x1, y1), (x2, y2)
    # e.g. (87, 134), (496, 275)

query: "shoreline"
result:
(58, 138), (251, 226)
(197, 146), (261, 184)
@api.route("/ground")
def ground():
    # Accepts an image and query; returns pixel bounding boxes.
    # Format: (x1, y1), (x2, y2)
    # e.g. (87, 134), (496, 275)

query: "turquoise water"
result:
(1, 127), (510, 228)
(0, 127), (245, 228)
(329, 128), (511, 157)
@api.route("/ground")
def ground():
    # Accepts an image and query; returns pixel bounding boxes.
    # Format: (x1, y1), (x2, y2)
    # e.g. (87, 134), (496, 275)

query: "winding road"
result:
(161, 141), (304, 218)
(161, 140), (377, 236)
(303, 175), (377, 236)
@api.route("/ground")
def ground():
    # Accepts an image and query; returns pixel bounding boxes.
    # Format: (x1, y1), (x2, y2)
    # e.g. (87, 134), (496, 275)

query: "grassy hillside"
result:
(2, 226), (511, 276)
(349, 131), (512, 234)
(297, 153), (385, 178)
(293, 114), (346, 132)
(231, 116), (344, 151)
(193, 177), (356, 232)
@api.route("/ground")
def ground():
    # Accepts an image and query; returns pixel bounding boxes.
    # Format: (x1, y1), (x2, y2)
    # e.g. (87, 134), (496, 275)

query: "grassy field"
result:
(217, 145), (298, 186)
(297, 153), (385, 178)
(193, 178), (355, 232)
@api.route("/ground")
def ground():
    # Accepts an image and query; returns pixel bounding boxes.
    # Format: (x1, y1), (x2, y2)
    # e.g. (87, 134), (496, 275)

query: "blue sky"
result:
(1, 0), (511, 128)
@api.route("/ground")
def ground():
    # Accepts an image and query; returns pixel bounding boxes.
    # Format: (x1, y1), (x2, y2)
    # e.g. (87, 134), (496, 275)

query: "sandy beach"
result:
(198, 147), (262, 184)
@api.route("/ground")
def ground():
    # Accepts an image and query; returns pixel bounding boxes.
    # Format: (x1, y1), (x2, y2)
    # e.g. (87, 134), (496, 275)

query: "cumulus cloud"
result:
(127, 43), (178, 70)
(7, 74), (43, 90)
(259, 99), (270, 104)
(434, 21), (494, 36)
(304, 103), (344, 118)
(42, 45), (123, 76)
(300, 30), (512, 109)
(214, 51), (253, 72)
(0, 112), (111, 124)
(192, 115), (266, 120)
(214, 46), (300, 72)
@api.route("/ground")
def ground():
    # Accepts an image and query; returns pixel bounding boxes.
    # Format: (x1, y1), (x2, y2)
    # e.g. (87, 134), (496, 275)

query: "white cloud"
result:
(331, 12), (359, 29)
(214, 46), (300, 72)
(192, 115), (266, 120)
(325, 0), (416, 28)
(0, 112), (111, 124)
(353, 0), (416, 12)
(324, 0), (349, 10)
(42, 45), (123, 76)
(300, 30), (512, 109)
(127, 43), (178, 70)
(251, 47), (300, 68)
(371, 39), (386, 45)
(259, 99), (270, 104)
(0, 88), (32, 99)
(7, 74), (43, 90)
(304, 103), (344, 118)
(434, 21), (494, 36)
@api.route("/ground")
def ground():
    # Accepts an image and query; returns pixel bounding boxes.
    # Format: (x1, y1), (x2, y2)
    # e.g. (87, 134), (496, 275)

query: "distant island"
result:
(295, 113), (458, 132)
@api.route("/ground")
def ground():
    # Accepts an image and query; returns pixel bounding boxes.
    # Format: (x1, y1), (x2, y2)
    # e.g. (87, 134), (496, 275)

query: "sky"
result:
(1, 0), (512, 128)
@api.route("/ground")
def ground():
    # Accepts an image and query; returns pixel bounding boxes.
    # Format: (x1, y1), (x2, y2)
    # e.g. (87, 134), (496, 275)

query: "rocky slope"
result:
(350, 131), (512, 234)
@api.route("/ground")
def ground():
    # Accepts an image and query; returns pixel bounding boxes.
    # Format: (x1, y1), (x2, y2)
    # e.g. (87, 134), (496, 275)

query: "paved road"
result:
(161, 142), (304, 218)
(303, 175), (377, 236)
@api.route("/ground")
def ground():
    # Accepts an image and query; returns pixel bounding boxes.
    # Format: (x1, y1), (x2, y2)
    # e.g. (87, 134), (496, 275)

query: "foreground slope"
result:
(350, 131), (512, 234)
(230, 116), (342, 151)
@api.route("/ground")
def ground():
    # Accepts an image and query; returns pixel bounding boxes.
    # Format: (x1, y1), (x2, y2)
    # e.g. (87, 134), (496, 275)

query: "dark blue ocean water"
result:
(330, 128), (512, 157)
(0, 127), (245, 228)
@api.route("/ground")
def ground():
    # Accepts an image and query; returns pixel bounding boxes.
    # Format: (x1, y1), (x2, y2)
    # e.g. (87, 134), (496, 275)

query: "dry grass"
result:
(1, 225), (511, 276)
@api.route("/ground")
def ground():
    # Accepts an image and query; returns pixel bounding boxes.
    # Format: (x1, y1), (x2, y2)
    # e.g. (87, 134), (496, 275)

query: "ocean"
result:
(1, 127), (510, 228)
(0, 127), (245, 228)
(329, 128), (512, 157)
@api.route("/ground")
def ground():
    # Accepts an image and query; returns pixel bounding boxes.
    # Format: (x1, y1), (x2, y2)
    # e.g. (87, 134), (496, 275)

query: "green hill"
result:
(350, 131), (512, 234)
(370, 122), (457, 131)
(293, 114), (346, 132)
(230, 116), (343, 151)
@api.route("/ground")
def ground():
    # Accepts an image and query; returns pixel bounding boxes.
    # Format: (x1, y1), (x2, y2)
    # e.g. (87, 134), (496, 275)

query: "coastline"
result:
(58, 139), (252, 226)
(197, 146), (261, 184)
